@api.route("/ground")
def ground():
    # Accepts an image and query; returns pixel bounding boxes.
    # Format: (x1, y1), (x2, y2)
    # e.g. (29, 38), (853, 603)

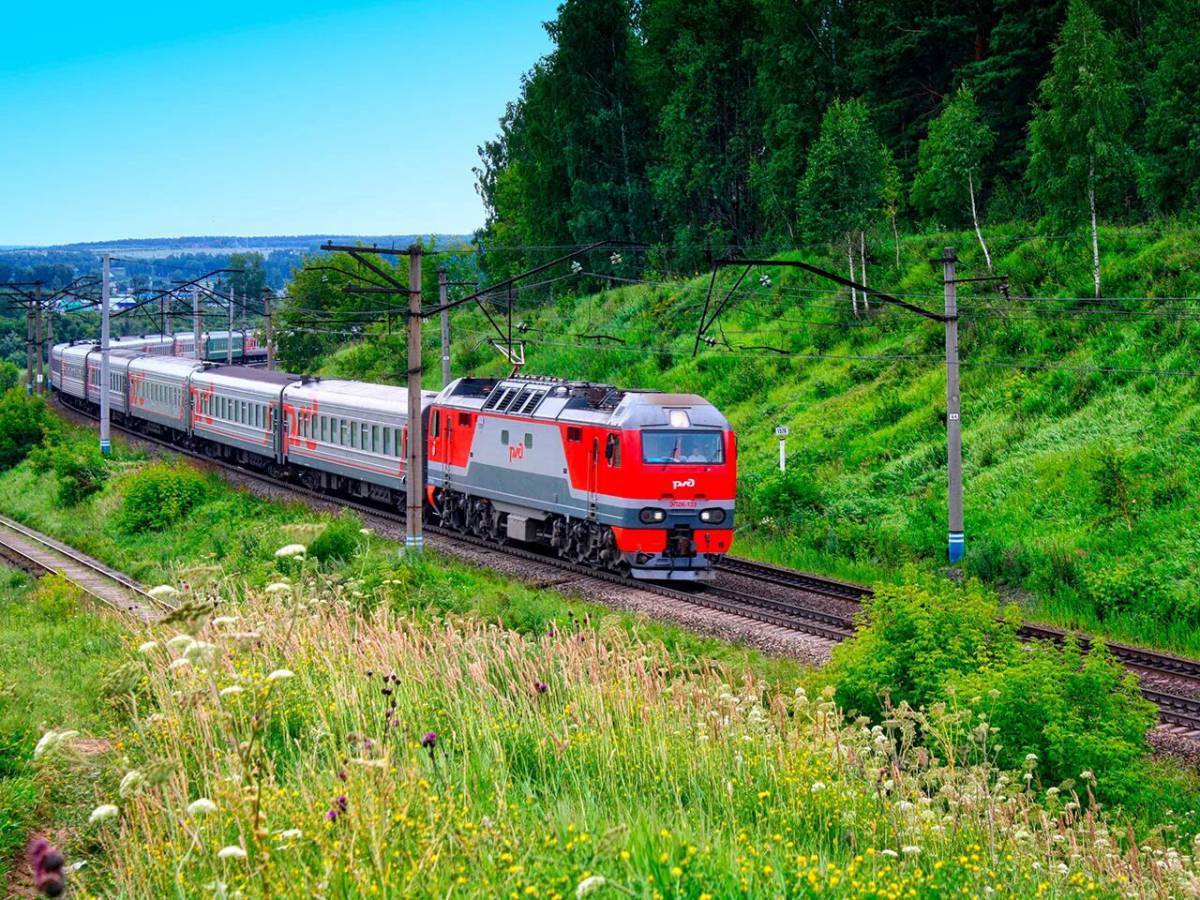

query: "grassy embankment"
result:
(0, 419), (1197, 895)
(322, 222), (1200, 658)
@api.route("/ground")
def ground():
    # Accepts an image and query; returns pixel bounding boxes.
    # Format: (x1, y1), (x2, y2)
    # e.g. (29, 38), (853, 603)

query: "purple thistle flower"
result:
(421, 731), (437, 750)
(337, 769), (348, 782)
(336, 795), (348, 812)
(325, 809), (339, 822)
(534, 681), (548, 695)
(28, 837), (65, 897)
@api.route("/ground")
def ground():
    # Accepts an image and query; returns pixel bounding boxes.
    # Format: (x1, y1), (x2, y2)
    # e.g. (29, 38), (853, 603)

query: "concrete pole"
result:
(227, 285), (234, 364)
(405, 244), (424, 553)
(34, 282), (44, 394)
(438, 266), (450, 387)
(193, 286), (202, 360)
(943, 246), (963, 564)
(24, 301), (33, 394)
(264, 286), (274, 370)
(99, 253), (112, 455)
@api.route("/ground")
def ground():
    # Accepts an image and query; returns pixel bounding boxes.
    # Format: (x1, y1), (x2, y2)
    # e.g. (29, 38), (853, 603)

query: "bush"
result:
(0, 361), (20, 393)
(117, 463), (210, 531)
(39, 442), (109, 506)
(829, 580), (1022, 720)
(750, 468), (825, 529)
(952, 639), (1156, 807)
(307, 511), (364, 564)
(0, 391), (58, 470)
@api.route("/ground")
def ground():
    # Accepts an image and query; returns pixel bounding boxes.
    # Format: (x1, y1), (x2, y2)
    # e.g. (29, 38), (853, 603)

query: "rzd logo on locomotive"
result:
(672, 478), (695, 490)
(508, 445), (525, 462)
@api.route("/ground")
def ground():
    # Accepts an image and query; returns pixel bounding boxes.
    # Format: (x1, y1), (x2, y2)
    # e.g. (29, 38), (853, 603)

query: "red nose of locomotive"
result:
(612, 399), (736, 580)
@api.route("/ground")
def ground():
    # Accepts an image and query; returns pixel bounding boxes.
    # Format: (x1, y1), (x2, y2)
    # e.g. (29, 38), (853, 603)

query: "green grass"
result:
(0, 572), (128, 885)
(319, 221), (1200, 657)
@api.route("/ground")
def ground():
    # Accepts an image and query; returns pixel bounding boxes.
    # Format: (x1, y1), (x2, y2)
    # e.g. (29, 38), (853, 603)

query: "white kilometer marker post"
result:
(775, 424), (788, 472)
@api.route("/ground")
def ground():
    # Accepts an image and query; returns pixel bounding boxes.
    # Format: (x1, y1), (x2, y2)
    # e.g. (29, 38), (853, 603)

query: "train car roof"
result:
(284, 377), (439, 413)
(128, 356), (204, 376)
(434, 376), (728, 429)
(191, 365), (298, 386)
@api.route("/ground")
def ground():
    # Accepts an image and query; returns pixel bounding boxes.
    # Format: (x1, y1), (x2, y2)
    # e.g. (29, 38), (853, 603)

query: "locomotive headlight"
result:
(699, 508), (726, 525)
(639, 507), (667, 524)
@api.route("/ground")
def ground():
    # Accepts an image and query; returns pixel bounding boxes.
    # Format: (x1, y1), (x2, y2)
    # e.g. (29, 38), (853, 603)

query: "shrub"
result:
(0, 391), (58, 470)
(0, 361), (20, 393)
(307, 510), (364, 564)
(117, 463), (210, 531)
(828, 580), (1022, 719)
(750, 468), (825, 529)
(45, 442), (109, 506)
(952, 639), (1155, 807)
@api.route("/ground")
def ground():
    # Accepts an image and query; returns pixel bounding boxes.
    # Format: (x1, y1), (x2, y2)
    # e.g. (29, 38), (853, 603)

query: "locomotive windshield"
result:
(641, 430), (724, 465)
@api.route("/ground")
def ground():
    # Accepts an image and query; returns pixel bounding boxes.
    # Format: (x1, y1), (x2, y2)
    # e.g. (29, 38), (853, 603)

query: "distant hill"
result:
(41, 234), (473, 256)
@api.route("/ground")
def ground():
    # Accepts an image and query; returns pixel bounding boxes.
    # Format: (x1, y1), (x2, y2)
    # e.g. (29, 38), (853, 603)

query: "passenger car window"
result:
(501, 430), (509, 446)
(524, 433), (533, 449)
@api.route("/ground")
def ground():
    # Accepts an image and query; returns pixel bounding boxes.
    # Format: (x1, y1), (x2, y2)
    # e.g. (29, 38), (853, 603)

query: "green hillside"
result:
(321, 223), (1200, 656)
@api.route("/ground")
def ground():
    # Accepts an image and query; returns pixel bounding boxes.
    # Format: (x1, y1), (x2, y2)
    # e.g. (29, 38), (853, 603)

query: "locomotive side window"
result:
(431, 411), (440, 438)
(605, 433), (621, 467)
(567, 426), (582, 442)
(500, 429), (509, 446)
(524, 433), (533, 449)
(458, 412), (471, 426)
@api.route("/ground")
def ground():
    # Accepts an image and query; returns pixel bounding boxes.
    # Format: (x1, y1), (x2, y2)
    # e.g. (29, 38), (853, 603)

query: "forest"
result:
(475, 0), (1198, 280)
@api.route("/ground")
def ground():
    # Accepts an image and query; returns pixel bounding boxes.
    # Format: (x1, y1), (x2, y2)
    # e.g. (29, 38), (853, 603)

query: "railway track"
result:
(53, 397), (1200, 733)
(0, 513), (168, 622)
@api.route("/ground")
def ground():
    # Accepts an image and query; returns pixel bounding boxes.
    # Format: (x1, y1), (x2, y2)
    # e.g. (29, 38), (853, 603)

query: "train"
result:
(48, 346), (736, 580)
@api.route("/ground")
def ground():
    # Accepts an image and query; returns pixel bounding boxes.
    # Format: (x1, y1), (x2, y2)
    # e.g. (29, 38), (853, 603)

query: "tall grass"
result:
(40, 577), (1200, 897)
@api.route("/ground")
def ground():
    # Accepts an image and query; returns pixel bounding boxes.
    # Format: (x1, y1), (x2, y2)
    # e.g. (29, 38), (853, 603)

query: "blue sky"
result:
(0, 0), (558, 245)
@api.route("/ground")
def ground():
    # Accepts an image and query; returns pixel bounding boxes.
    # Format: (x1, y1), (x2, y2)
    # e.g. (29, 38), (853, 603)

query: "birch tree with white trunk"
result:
(1026, 0), (1134, 300)
(911, 84), (995, 272)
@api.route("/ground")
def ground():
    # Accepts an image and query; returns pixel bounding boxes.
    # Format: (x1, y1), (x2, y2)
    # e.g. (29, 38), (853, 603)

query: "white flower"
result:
(188, 798), (218, 816)
(267, 669), (294, 682)
(902, 846), (921, 856)
(1025, 753), (1038, 763)
(570, 261), (583, 274)
(89, 804), (119, 824)
(274, 544), (307, 559)
(759, 274), (771, 287)
(358, 528), (372, 536)
(119, 770), (145, 798)
(609, 252), (622, 266)
(137, 640), (159, 654)
(148, 584), (179, 600)
(219, 685), (244, 697)
(33, 729), (79, 759)
(810, 781), (826, 793)
(881, 848), (899, 858)
(166, 634), (195, 652)
(184, 640), (218, 666)
(576, 875), (607, 898)
(217, 845), (247, 861)
(265, 582), (291, 595)
(276, 828), (303, 840)
(168, 658), (191, 671)
(212, 616), (240, 627)
(1080, 769), (1095, 782)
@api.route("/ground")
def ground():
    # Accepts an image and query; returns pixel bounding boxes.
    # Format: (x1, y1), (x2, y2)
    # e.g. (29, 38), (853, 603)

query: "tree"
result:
(911, 85), (996, 271)
(879, 148), (903, 269)
(1026, 0), (1134, 299)
(796, 99), (886, 315)
(1139, 0), (1200, 214)
(227, 253), (267, 317)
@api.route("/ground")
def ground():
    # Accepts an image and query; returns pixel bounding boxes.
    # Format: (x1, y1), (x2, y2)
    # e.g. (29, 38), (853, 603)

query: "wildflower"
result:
(33, 729), (78, 759)
(421, 732), (437, 749)
(137, 640), (159, 654)
(274, 544), (307, 559)
(277, 829), (303, 840)
(359, 528), (373, 536)
(881, 849), (899, 858)
(810, 782), (826, 793)
(184, 640), (218, 666)
(217, 845), (247, 861)
(168, 658), (191, 671)
(212, 616), (240, 626)
(28, 836), (66, 897)
(1080, 769), (1095, 782)
(219, 686), (244, 698)
(187, 798), (218, 817)
(902, 846), (921, 856)
(166, 634), (195, 652)
(267, 669), (294, 681)
(148, 584), (179, 600)
(88, 804), (119, 824)
(570, 261), (583, 275)
(609, 252), (622, 266)
(1025, 753), (1038, 764)
(759, 274), (771, 287)
(265, 582), (291, 595)
(576, 875), (606, 898)
(534, 681), (548, 695)
(118, 770), (145, 798)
